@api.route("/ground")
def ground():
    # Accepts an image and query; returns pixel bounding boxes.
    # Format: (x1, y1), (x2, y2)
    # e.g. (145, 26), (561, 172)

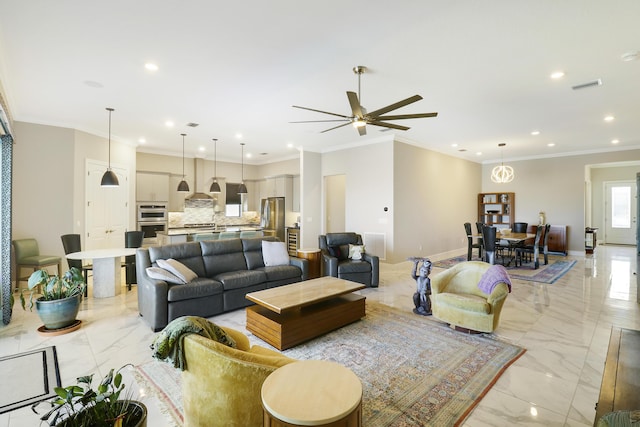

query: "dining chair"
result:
(60, 234), (91, 296)
(515, 225), (543, 269)
(481, 225), (498, 265)
(464, 222), (482, 261)
(513, 222), (528, 233)
(124, 231), (145, 290)
(475, 222), (484, 251)
(14, 238), (63, 292)
(538, 223), (551, 265)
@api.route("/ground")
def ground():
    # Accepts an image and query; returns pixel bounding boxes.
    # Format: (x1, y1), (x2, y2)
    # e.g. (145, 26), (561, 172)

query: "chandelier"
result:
(491, 143), (514, 183)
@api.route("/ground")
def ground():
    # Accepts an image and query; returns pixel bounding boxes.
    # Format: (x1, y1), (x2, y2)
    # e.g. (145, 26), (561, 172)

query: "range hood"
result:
(186, 158), (212, 200)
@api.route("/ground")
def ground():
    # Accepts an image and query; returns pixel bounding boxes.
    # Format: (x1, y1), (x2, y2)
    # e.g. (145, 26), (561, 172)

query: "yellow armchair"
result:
(182, 326), (296, 427)
(431, 261), (510, 333)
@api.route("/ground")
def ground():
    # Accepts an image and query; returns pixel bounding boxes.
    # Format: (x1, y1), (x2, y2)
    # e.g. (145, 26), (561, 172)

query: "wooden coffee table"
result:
(245, 277), (366, 350)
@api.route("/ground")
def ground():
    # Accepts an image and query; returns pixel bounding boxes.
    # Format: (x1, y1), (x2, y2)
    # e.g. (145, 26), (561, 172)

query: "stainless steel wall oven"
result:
(137, 203), (168, 244)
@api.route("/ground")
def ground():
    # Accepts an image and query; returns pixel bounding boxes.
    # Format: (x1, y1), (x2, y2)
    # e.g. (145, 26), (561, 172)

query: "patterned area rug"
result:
(433, 255), (577, 284)
(134, 302), (525, 426)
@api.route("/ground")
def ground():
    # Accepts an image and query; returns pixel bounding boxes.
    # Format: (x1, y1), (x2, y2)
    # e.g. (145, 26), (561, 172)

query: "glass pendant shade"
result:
(177, 133), (190, 192)
(101, 107), (119, 187)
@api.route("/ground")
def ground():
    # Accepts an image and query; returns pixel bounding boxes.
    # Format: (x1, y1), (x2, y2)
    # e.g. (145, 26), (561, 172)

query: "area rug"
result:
(433, 255), (577, 284)
(0, 346), (61, 414)
(134, 302), (525, 426)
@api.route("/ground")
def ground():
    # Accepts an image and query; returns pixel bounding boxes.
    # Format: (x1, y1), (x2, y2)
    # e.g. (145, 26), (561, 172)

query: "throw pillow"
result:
(146, 266), (185, 285)
(156, 259), (198, 283)
(262, 240), (290, 266)
(348, 244), (365, 260)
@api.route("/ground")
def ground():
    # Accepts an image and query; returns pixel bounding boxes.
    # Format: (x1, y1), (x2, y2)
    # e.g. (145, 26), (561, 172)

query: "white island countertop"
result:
(158, 226), (262, 236)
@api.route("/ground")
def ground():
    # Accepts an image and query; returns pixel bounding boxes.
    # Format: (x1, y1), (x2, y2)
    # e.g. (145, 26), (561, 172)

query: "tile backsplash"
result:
(169, 209), (259, 228)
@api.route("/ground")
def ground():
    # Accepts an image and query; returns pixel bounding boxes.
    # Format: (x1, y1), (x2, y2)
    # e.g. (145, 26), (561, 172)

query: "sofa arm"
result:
(321, 253), (339, 277)
(363, 253), (379, 287)
(136, 248), (170, 331)
(288, 257), (309, 281)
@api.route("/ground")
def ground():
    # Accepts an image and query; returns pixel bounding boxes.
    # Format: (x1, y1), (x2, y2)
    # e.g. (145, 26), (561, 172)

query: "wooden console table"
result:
(594, 327), (640, 425)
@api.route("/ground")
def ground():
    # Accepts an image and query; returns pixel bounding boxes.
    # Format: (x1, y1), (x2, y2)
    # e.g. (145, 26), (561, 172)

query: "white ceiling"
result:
(1, 1), (639, 165)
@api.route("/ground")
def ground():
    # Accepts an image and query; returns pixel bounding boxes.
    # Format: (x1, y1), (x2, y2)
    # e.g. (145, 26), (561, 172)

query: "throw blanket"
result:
(150, 316), (237, 370)
(477, 264), (512, 294)
(597, 410), (640, 427)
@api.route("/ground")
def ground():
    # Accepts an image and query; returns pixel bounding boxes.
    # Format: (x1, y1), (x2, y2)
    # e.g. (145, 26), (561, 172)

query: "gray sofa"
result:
(136, 236), (309, 331)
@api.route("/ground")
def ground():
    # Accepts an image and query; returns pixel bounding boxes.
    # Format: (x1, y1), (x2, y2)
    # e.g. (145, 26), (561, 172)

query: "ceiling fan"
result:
(291, 66), (438, 136)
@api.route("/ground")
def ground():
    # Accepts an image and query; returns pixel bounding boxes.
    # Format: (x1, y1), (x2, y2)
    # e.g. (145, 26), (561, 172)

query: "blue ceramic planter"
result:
(35, 294), (81, 330)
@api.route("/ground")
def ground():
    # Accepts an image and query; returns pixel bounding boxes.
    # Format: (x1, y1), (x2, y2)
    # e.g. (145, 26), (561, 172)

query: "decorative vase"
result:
(35, 294), (81, 330)
(539, 211), (545, 225)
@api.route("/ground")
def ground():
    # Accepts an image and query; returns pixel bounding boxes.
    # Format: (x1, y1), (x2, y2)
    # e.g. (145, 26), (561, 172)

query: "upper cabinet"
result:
(137, 172), (169, 202)
(478, 192), (515, 229)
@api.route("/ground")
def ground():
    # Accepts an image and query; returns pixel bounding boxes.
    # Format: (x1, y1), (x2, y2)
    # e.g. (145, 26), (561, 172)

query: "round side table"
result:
(261, 360), (362, 427)
(296, 248), (321, 279)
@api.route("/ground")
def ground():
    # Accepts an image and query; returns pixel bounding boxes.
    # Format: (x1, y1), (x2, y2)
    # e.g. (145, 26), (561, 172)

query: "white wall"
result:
(300, 151), (321, 250)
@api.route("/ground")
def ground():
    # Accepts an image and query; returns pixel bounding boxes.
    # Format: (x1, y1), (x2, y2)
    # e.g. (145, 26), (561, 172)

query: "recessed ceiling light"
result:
(235, 133), (243, 139)
(550, 71), (565, 79)
(531, 131), (540, 136)
(287, 143), (294, 148)
(547, 143), (555, 147)
(451, 143), (458, 148)
(165, 120), (174, 127)
(138, 138), (146, 144)
(604, 115), (615, 122)
(476, 152), (482, 156)
(611, 139), (620, 144)
(199, 146), (205, 152)
(145, 63), (158, 71)
(246, 153), (252, 158)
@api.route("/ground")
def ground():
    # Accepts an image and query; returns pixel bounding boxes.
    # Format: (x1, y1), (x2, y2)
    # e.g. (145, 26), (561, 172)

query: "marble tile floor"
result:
(1, 245), (638, 426)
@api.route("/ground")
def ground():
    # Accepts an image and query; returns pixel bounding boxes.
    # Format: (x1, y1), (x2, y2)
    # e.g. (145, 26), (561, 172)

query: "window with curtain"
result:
(225, 183), (242, 217)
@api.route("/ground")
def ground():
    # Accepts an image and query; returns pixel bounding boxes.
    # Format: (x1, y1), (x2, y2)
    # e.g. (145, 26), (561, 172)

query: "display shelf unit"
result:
(478, 192), (515, 229)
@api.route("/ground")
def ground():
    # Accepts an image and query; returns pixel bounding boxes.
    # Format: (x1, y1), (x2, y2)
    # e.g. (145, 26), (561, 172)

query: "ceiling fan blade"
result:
(290, 119), (351, 123)
(292, 105), (350, 119)
(346, 91), (363, 118)
(367, 95), (423, 117)
(321, 122), (352, 133)
(367, 121), (410, 131)
(376, 112), (438, 120)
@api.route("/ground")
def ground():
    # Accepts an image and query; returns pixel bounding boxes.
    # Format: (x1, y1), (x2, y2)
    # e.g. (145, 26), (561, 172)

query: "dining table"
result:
(496, 231), (535, 266)
(66, 248), (137, 298)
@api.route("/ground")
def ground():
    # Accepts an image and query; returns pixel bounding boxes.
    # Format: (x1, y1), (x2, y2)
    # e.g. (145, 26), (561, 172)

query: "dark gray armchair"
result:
(318, 232), (379, 287)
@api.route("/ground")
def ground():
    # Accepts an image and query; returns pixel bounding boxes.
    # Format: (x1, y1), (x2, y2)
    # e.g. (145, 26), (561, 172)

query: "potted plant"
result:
(20, 267), (86, 330)
(35, 365), (147, 427)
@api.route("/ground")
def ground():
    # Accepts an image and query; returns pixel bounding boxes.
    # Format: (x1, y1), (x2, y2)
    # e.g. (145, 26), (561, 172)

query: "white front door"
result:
(604, 181), (637, 245)
(86, 160), (129, 249)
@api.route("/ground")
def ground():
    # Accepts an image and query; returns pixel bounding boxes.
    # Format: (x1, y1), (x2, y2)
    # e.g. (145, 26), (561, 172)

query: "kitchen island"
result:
(157, 225), (262, 245)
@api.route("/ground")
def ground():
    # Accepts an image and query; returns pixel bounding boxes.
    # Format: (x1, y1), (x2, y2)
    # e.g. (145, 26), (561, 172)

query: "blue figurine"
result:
(409, 257), (432, 316)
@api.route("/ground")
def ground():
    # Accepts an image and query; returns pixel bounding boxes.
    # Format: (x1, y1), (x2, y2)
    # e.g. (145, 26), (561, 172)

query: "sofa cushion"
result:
(328, 245), (348, 260)
(338, 260), (372, 274)
(326, 232), (360, 246)
(149, 243), (206, 277)
(242, 236), (278, 269)
(348, 244), (365, 260)
(262, 241), (289, 266)
(259, 265), (301, 282)
(436, 292), (491, 314)
(214, 270), (267, 291)
(167, 277), (224, 302)
(200, 239), (248, 277)
(157, 258), (198, 283)
(146, 266), (184, 284)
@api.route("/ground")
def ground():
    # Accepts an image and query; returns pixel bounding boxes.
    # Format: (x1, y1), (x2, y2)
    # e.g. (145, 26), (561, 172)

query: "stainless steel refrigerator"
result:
(260, 197), (285, 242)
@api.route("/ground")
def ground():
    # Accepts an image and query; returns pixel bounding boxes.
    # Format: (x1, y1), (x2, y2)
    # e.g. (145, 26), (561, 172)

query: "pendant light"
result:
(237, 143), (248, 194)
(100, 107), (119, 187)
(177, 133), (190, 192)
(209, 138), (221, 193)
(491, 143), (514, 183)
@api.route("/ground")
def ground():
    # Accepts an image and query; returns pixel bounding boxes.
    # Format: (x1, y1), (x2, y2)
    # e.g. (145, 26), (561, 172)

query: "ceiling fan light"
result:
(353, 119), (366, 128)
(209, 180), (221, 193)
(101, 169), (119, 187)
(491, 165), (515, 183)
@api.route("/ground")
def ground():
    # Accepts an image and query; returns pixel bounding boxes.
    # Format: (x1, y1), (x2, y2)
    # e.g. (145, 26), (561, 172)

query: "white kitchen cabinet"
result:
(137, 172), (169, 201)
(169, 175), (187, 212)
